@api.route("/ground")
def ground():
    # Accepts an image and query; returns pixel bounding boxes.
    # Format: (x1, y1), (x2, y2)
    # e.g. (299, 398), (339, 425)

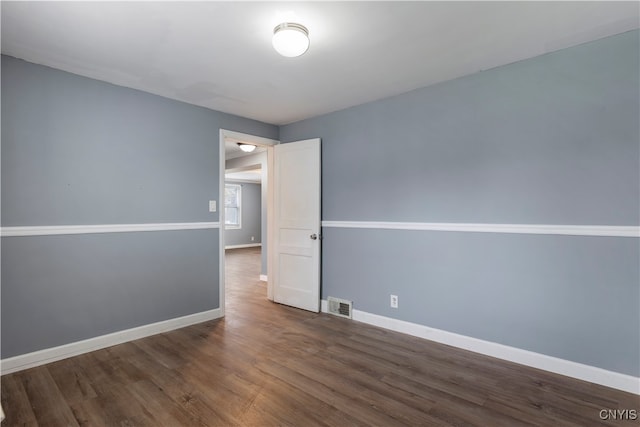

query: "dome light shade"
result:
(238, 143), (256, 153)
(272, 22), (309, 57)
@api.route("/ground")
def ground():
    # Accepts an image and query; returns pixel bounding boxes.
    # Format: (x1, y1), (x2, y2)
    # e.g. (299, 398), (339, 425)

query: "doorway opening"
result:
(219, 130), (278, 317)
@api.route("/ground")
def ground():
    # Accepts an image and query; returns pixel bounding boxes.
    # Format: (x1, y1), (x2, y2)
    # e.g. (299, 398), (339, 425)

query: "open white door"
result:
(272, 138), (321, 312)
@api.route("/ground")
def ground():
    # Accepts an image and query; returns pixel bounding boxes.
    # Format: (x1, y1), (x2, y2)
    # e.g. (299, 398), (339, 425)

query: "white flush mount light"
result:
(238, 143), (256, 153)
(272, 22), (309, 57)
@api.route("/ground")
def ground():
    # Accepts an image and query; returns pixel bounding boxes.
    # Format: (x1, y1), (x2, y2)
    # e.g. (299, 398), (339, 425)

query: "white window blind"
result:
(225, 184), (241, 228)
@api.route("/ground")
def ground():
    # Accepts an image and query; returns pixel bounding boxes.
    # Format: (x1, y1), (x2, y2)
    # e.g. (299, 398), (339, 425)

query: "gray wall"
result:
(280, 31), (640, 376)
(224, 181), (262, 247)
(1, 55), (278, 358)
(2, 230), (218, 356)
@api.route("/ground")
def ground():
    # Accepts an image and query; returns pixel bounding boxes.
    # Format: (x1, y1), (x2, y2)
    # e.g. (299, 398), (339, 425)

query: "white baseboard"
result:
(320, 300), (639, 395)
(259, 274), (268, 282)
(0, 308), (222, 375)
(225, 243), (262, 249)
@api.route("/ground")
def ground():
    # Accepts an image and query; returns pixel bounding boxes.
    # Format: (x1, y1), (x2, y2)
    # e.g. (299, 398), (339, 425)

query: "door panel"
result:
(272, 138), (321, 312)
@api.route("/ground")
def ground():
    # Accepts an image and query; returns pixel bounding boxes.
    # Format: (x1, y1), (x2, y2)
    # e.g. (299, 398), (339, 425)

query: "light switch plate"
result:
(209, 200), (216, 212)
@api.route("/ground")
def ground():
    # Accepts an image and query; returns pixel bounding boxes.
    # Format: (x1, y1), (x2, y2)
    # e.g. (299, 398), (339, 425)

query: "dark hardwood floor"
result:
(2, 246), (638, 426)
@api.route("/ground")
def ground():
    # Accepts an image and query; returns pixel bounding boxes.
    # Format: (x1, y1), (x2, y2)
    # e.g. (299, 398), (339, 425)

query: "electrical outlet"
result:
(390, 294), (398, 308)
(251, 236), (255, 241)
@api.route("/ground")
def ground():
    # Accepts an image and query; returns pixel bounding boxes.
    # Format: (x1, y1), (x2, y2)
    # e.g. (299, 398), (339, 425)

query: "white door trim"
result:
(267, 145), (275, 300)
(219, 129), (279, 316)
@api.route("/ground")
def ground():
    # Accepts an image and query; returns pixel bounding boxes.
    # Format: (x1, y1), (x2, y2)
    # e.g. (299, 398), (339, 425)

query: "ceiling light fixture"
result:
(237, 143), (257, 153)
(272, 22), (309, 57)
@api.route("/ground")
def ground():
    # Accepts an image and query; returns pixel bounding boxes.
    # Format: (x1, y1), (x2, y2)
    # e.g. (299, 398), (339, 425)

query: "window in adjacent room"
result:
(225, 183), (242, 229)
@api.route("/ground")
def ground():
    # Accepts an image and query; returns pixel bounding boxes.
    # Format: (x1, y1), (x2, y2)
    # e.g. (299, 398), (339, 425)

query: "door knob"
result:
(310, 234), (318, 240)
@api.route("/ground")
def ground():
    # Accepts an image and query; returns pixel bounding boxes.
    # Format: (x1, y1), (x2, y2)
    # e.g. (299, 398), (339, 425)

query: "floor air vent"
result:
(327, 297), (353, 319)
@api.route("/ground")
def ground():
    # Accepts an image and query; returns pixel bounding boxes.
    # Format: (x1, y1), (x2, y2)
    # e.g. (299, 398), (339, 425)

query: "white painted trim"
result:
(224, 178), (262, 184)
(266, 143), (276, 301)
(321, 221), (639, 238)
(220, 130), (228, 317)
(221, 130), (279, 147)
(259, 274), (268, 282)
(225, 243), (262, 249)
(1, 222), (220, 237)
(320, 300), (639, 395)
(0, 308), (222, 375)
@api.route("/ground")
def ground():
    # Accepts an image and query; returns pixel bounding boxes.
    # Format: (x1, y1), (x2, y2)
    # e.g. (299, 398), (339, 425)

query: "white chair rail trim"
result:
(1, 222), (220, 237)
(321, 221), (639, 238)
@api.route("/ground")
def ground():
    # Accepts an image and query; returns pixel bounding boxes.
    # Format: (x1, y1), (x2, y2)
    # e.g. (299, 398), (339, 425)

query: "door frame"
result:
(218, 129), (279, 316)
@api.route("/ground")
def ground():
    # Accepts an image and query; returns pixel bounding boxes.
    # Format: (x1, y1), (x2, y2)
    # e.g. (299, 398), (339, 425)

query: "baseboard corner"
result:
(1, 308), (222, 375)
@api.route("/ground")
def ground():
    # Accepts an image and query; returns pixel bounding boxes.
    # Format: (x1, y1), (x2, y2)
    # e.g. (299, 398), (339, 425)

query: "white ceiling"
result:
(2, 2), (638, 125)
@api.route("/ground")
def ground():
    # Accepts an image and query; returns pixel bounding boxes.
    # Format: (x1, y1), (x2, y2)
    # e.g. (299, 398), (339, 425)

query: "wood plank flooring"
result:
(2, 246), (638, 426)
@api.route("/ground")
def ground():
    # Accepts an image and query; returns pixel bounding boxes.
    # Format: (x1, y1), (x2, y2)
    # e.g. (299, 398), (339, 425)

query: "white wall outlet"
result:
(390, 294), (398, 308)
(209, 200), (216, 212)
(251, 236), (255, 241)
